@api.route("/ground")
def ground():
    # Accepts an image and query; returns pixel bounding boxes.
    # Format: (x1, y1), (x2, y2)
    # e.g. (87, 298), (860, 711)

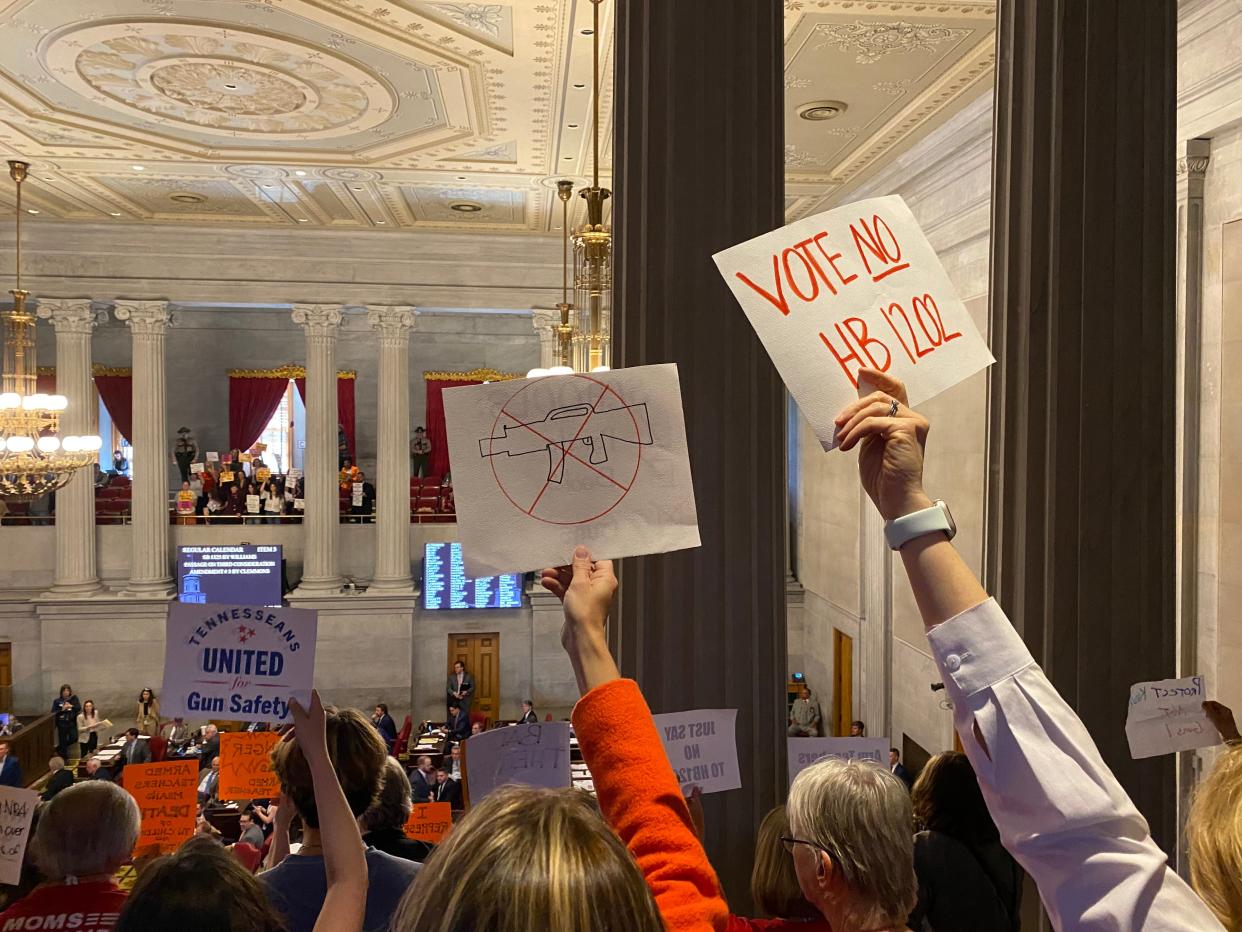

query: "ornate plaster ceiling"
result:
(0, 0), (992, 233)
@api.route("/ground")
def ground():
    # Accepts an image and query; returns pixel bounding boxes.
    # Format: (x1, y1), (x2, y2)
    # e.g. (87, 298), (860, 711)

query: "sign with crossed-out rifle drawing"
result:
(443, 363), (700, 575)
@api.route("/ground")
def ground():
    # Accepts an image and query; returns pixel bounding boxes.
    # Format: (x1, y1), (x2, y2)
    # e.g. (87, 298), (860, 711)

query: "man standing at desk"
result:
(120, 728), (151, 770)
(0, 741), (22, 787)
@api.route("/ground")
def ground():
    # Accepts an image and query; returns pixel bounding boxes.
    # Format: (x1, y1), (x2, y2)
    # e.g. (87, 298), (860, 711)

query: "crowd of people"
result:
(2, 372), (1241, 931)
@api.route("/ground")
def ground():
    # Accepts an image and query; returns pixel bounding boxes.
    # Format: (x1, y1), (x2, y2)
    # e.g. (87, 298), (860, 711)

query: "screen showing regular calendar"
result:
(423, 542), (523, 610)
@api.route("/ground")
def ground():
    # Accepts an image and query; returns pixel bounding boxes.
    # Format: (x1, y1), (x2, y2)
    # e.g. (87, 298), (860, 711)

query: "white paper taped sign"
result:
(787, 737), (889, 788)
(653, 709), (741, 796)
(713, 195), (994, 450)
(463, 722), (571, 807)
(1125, 675), (1219, 759)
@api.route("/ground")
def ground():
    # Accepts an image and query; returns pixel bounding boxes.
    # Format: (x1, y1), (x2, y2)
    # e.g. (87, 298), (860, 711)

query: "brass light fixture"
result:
(0, 160), (101, 500)
(571, 0), (612, 373)
(553, 179), (577, 368)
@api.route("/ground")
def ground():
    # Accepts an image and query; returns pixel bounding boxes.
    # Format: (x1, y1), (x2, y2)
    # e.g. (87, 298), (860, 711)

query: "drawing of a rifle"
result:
(479, 402), (653, 483)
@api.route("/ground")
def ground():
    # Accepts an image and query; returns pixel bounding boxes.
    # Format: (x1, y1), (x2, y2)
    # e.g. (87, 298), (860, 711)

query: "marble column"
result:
(292, 304), (343, 594)
(530, 309), (558, 368)
(114, 300), (174, 597)
(37, 298), (105, 596)
(368, 305), (416, 592)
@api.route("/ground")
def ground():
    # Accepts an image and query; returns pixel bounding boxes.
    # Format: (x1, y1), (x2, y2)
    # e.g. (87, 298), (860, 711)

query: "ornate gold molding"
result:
(423, 367), (523, 382)
(226, 366), (357, 379)
(92, 364), (132, 377)
(37, 366), (56, 375)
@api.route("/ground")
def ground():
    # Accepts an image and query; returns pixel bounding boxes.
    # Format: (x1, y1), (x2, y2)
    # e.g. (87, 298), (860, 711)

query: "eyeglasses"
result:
(780, 836), (835, 861)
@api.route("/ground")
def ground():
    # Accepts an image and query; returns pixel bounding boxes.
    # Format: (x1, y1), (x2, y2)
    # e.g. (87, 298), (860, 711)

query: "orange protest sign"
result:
(125, 760), (197, 853)
(403, 802), (452, 844)
(219, 731), (281, 800)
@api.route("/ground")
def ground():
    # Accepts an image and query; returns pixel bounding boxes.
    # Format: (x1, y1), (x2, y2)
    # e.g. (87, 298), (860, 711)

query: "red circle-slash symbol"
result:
(487, 374), (644, 526)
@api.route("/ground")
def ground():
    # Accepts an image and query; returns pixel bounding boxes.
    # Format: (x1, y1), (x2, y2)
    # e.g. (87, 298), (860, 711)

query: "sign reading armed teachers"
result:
(162, 603), (316, 724)
(714, 195), (994, 450)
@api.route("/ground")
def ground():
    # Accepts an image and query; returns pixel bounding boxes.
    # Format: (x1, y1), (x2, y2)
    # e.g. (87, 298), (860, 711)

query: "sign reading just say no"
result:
(713, 195), (994, 449)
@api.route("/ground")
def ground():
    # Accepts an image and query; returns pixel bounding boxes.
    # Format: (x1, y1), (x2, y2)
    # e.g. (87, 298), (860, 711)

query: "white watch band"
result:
(884, 501), (956, 551)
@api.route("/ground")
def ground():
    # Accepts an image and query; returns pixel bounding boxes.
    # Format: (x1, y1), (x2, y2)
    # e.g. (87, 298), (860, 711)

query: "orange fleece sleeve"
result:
(572, 678), (729, 932)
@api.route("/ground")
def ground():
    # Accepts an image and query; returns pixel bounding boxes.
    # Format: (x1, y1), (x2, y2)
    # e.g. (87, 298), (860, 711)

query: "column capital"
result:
(366, 305), (416, 342)
(292, 303), (344, 334)
(36, 298), (107, 334)
(531, 308), (559, 330)
(114, 300), (172, 335)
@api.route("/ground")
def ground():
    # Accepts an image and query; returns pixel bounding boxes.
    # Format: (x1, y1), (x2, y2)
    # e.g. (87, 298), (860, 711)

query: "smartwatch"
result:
(884, 500), (956, 551)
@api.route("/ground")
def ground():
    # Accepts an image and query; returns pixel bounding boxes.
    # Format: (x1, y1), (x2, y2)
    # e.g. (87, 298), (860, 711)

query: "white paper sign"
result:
(653, 709), (741, 795)
(0, 786), (38, 885)
(443, 363), (701, 575)
(245, 494), (260, 514)
(189, 462), (204, 475)
(161, 603), (317, 724)
(463, 721), (571, 806)
(1125, 675), (1218, 759)
(713, 195), (994, 450)
(351, 482), (364, 507)
(206, 451), (219, 462)
(293, 498), (305, 511)
(787, 737), (889, 787)
(288, 468), (303, 480)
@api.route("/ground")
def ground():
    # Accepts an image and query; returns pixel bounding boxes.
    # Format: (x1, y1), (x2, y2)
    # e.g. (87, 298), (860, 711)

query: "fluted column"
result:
(37, 298), (106, 596)
(530, 309), (558, 368)
(114, 300), (173, 597)
(292, 304), (343, 594)
(858, 503), (892, 737)
(368, 305), (416, 592)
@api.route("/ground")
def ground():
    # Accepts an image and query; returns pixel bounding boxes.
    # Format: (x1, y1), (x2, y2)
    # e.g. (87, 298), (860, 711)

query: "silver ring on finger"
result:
(887, 398), (899, 418)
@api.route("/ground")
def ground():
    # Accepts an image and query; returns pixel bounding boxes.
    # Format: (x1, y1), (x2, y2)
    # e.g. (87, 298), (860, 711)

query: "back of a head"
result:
(1188, 744), (1242, 931)
(31, 781), (140, 880)
(910, 751), (999, 845)
(362, 757), (414, 834)
(391, 786), (662, 932)
(750, 805), (821, 920)
(270, 705), (385, 827)
(787, 757), (916, 928)
(116, 836), (286, 932)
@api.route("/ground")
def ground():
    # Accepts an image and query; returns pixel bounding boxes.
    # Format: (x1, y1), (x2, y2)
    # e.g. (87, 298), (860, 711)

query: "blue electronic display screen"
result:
(177, 545), (282, 607)
(423, 542), (523, 610)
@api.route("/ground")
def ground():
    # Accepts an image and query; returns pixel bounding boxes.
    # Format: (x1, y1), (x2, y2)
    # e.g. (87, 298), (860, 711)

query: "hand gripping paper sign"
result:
(443, 363), (700, 575)
(713, 195), (994, 449)
(126, 760), (197, 854)
(1125, 675), (1219, 759)
(462, 722), (571, 808)
(219, 731), (281, 800)
(161, 603), (317, 725)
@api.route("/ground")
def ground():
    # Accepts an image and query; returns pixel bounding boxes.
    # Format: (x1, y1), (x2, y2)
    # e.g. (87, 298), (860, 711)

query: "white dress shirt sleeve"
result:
(927, 598), (1223, 931)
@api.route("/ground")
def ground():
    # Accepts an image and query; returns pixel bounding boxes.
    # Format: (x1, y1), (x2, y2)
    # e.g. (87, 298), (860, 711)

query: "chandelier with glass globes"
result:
(0, 159), (101, 500)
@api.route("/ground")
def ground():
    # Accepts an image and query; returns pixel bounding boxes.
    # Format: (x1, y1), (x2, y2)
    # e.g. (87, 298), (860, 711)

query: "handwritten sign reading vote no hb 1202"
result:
(713, 195), (995, 450)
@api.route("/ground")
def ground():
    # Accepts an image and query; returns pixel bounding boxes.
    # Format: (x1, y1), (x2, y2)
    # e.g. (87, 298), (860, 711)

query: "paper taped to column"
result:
(712, 194), (994, 450)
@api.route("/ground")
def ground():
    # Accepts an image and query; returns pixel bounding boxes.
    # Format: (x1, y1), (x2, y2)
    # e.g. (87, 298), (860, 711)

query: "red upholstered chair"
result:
(232, 842), (262, 873)
(469, 711), (489, 732)
(392, 715), (412, 758)
(545, 713), (553, 722)
(148, 735), (167, 762)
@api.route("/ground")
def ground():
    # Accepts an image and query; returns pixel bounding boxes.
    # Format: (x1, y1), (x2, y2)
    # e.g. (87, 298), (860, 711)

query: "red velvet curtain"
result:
(94, 375), (132, 443)
(425, 379), (479, 479)
(36, 371), (55, 393)
(295, 375), (355, 461)
(229, 376), (289, 452)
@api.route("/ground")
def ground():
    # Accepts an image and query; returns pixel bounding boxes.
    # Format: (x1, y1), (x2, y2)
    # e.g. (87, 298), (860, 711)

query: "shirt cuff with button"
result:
(924, 598), (1225, 931)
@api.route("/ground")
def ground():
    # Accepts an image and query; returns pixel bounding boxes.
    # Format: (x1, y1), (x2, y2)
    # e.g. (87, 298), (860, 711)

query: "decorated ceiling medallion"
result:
(45, 23), (395, 139)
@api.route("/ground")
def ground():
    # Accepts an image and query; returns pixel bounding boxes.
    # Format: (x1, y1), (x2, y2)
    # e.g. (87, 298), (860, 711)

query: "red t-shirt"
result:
(0, 879), (126, 931)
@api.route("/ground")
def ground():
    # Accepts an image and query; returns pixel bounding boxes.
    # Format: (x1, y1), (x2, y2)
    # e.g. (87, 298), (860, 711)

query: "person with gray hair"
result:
(785, 756), (917, 931)
(40, 755), (74, 801)
(0, 781), (139, 925)
(361, 758), (432, 863)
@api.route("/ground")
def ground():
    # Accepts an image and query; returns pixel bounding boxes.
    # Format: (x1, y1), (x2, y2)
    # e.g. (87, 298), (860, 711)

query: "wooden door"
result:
(0, 643), (11, 713)
(832, 629), (852, 737)
(448, 633), (499, 719)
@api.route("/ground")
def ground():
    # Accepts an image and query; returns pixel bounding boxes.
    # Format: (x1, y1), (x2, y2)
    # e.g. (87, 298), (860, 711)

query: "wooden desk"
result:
(6, 713), (54, 788)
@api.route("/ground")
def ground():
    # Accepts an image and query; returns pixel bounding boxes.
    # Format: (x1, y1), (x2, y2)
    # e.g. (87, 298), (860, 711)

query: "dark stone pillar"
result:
(985, 0), (1177, 849)
(612, 0), (786, 912)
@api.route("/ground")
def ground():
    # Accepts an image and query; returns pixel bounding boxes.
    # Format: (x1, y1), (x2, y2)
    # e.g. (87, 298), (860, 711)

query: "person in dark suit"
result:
(520, 700), (538, 725)
(197, 724), (220, 771)
(372, 704), (397, 751)
(42, 756), (74, 801)
(51, 684), (80, 761)
(120, 728), (151, 769)
(446, 661), (474, 712)
(432, 767), (461, 808)
(446, 704), (470, 742)
(83, 757), (112, 781)
(0, 742), (22, 787)
(890, 748), (913, 790)
(409, 756), (435, 803)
